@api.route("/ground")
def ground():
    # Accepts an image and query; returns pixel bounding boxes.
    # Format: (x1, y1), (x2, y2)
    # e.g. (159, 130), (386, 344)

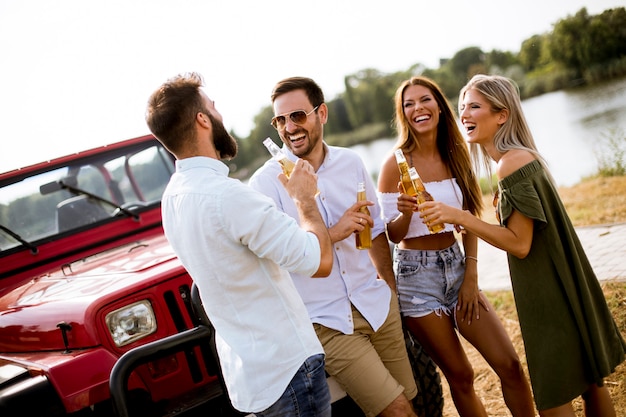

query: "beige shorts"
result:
(314, 297), (417, 417)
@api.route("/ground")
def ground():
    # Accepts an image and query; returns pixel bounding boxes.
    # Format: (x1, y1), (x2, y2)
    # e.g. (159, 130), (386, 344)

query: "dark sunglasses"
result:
(270, 106), (319, 129)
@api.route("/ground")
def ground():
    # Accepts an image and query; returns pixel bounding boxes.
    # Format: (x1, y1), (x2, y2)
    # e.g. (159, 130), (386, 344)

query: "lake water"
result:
(352, 76), (626, 187)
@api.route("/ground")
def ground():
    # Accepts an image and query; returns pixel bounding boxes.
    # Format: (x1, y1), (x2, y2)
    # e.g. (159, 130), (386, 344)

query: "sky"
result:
(1, 0), (624, 173)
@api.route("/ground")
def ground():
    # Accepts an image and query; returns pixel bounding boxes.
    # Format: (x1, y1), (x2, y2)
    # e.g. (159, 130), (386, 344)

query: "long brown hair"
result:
(393, 76), (483, 216)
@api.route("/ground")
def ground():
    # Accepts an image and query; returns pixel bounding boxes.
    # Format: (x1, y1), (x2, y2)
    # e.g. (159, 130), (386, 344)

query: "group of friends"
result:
(145, 72), (626, 417)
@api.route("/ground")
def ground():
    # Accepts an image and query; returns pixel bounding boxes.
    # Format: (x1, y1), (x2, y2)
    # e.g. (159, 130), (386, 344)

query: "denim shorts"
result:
(254, 353), (331, 417)
(394, 241), (465, 319)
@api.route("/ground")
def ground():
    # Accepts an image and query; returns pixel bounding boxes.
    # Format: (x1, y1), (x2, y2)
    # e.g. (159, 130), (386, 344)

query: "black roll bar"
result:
(109, 284), (228, 417)
(109, 326), (213, 417)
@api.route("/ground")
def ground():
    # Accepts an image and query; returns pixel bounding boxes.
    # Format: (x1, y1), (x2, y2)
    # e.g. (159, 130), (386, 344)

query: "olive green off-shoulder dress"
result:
(496, 160), (626, 410)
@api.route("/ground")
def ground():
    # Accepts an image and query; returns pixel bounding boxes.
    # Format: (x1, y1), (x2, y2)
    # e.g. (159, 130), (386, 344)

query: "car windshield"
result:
(0, 142), (174, 252)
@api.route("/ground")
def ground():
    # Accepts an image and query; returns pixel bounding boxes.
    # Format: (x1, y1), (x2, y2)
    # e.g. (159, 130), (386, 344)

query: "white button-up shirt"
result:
(249, 144), (391, 335)
(161, 156), (324, 413)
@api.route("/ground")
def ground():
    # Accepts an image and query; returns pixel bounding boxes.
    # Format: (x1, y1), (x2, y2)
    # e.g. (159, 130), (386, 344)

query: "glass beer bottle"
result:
(394, 149), (417, 196)
(355, 182), (372, 249)
(408, 167), (445, 234)
(263, 137), (295, 177)
(263, 137), (320, 196)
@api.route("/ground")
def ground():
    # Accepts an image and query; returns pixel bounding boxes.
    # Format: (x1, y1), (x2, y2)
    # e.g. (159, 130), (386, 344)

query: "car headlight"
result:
(106, 300), (157, 347)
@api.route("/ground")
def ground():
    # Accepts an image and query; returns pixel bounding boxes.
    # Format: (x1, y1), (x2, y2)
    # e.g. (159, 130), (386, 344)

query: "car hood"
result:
(0, 236), (178, 352)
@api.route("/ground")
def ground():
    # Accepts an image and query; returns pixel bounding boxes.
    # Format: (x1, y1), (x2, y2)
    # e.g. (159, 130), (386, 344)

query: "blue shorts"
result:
(393, 241), (465, 319)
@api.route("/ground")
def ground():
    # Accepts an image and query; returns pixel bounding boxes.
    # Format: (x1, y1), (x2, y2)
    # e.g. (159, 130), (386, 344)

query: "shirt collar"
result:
(175, 156), (229, 176)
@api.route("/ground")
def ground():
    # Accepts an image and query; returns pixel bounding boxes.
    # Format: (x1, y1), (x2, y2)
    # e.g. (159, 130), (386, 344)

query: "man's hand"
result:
(328, 201), (373, 243)
(279, 159), (318, 202)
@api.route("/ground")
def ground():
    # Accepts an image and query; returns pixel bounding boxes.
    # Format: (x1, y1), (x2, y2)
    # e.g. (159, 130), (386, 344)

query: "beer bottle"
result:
(409, 167), (445, 234)
(263, 137), (320, 196)
(263, 137), (295, 177)
(355, 182), (372, 249)
(394, 149), (417, 196)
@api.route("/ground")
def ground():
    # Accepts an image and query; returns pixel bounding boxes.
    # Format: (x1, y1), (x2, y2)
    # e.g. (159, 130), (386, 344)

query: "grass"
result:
(444, 282), (626, 417)
(558, 176), (626, 226)
(440, 175), (626, 416)
(480, 175), (626, 227)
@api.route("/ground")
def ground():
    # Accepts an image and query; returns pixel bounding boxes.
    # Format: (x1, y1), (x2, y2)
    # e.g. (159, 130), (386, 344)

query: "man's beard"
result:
(208, 113), (238, 160)
(284, 123), (322, 160)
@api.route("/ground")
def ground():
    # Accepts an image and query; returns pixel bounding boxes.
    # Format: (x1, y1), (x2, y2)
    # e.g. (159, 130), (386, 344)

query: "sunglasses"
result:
(270, 106), (319, 129)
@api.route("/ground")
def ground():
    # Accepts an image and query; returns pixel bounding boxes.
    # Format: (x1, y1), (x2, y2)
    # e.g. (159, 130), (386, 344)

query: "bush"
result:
(594, 128), (626, 177)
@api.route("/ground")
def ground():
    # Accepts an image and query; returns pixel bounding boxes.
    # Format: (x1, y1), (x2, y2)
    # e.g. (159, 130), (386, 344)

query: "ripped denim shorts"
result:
(393, 241), (465, 319)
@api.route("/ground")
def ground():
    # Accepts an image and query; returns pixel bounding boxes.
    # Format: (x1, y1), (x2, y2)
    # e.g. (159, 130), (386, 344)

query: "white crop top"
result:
(379, 178), (463, 238)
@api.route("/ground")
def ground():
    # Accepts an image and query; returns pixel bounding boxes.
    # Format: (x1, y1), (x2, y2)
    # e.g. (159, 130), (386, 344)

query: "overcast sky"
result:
(1, 0), (623, 173)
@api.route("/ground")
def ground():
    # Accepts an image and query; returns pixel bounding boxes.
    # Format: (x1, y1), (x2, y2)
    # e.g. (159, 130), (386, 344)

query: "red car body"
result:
(0, 134), (443, 417)
(0, 135), (226, 416)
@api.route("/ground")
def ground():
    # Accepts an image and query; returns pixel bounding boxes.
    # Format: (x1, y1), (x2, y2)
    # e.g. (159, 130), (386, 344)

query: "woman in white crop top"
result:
(377, 76), (535, 417)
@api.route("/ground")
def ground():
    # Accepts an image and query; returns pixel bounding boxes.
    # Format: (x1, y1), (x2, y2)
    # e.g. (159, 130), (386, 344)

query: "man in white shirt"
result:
(249, 77), (418, 417)
(145, 72), (333, 417)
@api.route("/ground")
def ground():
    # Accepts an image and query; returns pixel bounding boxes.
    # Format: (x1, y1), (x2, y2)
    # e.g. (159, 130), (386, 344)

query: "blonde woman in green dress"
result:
(420, 74), (626, 417)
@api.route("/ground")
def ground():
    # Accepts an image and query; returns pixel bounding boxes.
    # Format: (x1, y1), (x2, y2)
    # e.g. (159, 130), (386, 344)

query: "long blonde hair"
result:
(459, 74), (551, 182)
(393, 76), (483, 216)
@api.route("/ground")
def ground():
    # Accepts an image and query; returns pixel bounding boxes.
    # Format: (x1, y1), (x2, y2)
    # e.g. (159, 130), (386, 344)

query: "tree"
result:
(343, 69), (385, 127)
(230, 106), (275, 178)
(548, 7), (626, 77)
(519, 34), (547, 72)
(486, 49), (519, 73)
(449, 47), (485, 79)
(422, 66), (460, 102)
(588, 8), (626, 66)
(548, 8), (591, 74)
(232, 6), (626, 180)
(325, 97), (352, 135)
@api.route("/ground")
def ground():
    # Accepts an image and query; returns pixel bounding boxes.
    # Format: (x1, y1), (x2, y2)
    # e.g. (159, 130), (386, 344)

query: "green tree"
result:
(486, 49), (519, 73)
(422, 65), (463, 102)
(343, 68), (384, 127)
(548, 8), (590, 75)
(229, 108), (274, 179)
(519, 34), (547, 72)
(233, 6), (626, 180)
(449, 47), (485, 80)
(325, 97), (352, 134)
(587, 8), (626, 66)
(547, 7), (626, 80)
(246, 106), (275, 147)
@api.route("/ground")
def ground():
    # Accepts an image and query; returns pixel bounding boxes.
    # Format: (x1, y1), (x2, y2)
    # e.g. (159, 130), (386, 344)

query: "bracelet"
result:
(464, 256), (478, 262)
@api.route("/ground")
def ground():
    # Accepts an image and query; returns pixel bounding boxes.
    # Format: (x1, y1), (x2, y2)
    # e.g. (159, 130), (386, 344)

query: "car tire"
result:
(405, 330), (444, 417)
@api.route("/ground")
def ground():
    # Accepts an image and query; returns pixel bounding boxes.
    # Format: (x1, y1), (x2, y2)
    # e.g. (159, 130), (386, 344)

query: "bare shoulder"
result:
(496, 149), (536, 179)
(378, 152), (400, 192)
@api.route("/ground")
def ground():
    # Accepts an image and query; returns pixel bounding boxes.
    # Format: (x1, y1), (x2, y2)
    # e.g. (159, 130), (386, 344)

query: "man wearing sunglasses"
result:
(146, 72), (334, 417)
(249, 77), (418, 417)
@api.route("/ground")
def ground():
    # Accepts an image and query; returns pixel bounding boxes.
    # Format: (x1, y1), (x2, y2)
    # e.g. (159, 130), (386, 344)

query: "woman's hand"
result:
(396, 181), (417, 216)
(397, 193), (418, 216)
(456, 276), (489, 325)
(418, 200), (463, 226)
